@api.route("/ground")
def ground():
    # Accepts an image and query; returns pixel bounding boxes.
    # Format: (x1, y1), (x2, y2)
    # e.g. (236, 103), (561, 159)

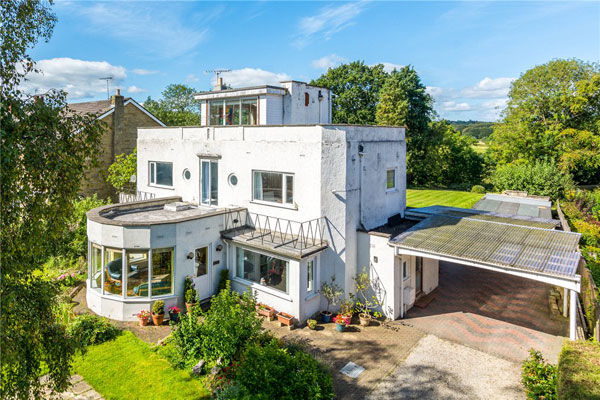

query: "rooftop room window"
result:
(208, 97), (258, 126)
(149, 161), (173, 187)
(386, 168), (397, 191)
(201, 160), (218, 206)
(236, 247), (289, 294)
(253, 171), (294, 205)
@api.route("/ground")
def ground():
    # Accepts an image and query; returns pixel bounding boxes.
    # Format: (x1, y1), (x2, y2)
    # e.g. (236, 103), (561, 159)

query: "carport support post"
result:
(569, 289), (577, 340)
(563, 288), (568, 318)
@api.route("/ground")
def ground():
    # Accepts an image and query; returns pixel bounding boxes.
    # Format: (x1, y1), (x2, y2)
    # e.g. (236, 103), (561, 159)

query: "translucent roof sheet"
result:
(390, 214), (581, 279)
(473, 194), (553, 220)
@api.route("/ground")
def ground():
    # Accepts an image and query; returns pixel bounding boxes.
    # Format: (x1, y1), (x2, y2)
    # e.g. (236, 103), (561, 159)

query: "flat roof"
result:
(406, 205), (559, 229)
(390, 214), (581, 280)
(473, 193), (553, 220)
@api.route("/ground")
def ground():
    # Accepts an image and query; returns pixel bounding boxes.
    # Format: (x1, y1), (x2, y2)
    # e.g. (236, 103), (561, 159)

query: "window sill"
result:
(386, 188), (399, 194)
(249, 200), (298, 211)
(87, 283), (177, 302)
(305, 292), (319, 302)
(232, 277), (293, 302)
(148, 184), (175, 190)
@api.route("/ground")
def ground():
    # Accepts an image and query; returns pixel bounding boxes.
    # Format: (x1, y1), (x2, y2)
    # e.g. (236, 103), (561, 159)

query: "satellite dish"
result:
(129, 174), (137, 183)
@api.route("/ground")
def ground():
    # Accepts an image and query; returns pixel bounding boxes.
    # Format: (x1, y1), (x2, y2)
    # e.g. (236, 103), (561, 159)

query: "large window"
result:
(236, 248), (289, 294)
(90, 244), (102, 290)
(201, 160), (218, 206)
(127, 251), (149, 297)
(104, 248), (123, 295)
(209, 97), (258, 126)
(386, 168), (397, 191)
(253, 171), (294, 205)
(149, 161), (173, 187)
(152, 248), (173, 296)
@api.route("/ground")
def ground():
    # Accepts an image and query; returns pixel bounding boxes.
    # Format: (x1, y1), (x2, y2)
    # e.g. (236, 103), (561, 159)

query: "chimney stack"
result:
(214, 77), (226, 91)
(110, 89), (124, 143)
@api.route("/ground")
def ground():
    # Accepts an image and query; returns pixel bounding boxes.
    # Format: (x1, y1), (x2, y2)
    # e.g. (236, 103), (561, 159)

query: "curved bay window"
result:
(236, 247), (289, 294)
(89, 243), (174, 298)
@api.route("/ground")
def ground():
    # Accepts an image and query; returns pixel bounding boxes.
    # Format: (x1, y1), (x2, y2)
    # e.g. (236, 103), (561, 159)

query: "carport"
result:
(389, 213), (582, 340)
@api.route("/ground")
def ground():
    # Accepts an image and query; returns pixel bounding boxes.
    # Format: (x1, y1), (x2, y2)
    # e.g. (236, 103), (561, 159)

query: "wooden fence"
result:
(557, 200), (600, 341)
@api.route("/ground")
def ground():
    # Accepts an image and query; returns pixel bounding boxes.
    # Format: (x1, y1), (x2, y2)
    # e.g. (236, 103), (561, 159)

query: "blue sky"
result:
(26, 1), (599, 121)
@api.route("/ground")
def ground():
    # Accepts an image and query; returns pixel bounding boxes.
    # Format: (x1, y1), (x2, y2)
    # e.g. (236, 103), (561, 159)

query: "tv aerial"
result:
(99, 77), (113, 99)
(205, 69), (231, 80)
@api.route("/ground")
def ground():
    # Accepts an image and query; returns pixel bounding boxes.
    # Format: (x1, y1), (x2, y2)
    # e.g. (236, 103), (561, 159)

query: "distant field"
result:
(407, 189), (484, 209)
(472, 141), (489, 154)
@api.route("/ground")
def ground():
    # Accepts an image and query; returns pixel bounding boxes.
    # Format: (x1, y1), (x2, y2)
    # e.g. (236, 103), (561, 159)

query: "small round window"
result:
(183, 169), (191, 180)
(228, 174), (238, 186)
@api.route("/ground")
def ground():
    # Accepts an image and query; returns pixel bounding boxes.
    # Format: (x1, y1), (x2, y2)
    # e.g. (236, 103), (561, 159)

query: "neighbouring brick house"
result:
(69, 89), (165, 200)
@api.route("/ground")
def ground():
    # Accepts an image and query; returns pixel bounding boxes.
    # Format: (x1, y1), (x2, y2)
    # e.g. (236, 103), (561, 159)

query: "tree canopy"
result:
(143, 84), (202, 126)
(310, 61), (388, 125)
(1, 0), (103, 396)
(489, 59), (600, 184)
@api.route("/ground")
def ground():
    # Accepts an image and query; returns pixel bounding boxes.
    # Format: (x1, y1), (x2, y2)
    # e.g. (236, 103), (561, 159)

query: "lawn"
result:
(73, 331), (210, 400)
(407, 188), (484, 209)
(471, 141), (489, 155)
(557, 340), (600, 400)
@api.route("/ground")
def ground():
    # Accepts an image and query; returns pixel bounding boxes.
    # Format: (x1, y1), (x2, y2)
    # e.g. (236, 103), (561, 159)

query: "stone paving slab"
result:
(368, 334), (525, 400)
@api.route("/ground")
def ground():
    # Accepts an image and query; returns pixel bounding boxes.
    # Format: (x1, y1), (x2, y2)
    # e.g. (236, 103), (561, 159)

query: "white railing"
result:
(118, 190), (156, 203)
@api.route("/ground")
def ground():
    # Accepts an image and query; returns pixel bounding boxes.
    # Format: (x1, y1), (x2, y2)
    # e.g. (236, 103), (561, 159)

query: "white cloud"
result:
(462, 77), (515, 99)
(426, 86), (445, 98)
(126, 86), (148, 94)
(312, 54), (347, 70)
(132, 69), (159, 76)
(19, 57), (126, 99)
(380, 62), (404, 73)
(295, 1), (368, 48)
(441, 101), (471, 112)
(186, 74), (201, 83)
(73, 3), (210, 58)
(217, 68), (291, 88)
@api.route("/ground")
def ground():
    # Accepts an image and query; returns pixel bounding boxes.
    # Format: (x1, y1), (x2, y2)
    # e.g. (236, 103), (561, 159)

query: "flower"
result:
(333, 314), (349, 326)
(136, 310), (151, 320)
(168, 306), (181, 314)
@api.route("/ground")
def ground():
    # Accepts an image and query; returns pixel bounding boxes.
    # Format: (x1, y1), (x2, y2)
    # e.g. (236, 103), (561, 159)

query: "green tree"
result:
(143, 84), (202, 126)
(107, 148), (137, 191)
(490, 59), (600, 184)
(1, 0), (103, 396)
(310, 61), (388, 124)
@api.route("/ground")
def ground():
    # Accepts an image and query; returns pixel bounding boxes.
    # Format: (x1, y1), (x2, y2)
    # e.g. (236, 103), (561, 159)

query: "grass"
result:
(73, 331), (210, 400)
(557, 340), (600, 400)
(471, 141), (489, 155)
(407, 188), (484, 209)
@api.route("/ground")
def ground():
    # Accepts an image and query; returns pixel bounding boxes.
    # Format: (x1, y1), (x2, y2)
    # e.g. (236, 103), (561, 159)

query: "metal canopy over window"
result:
(390, 214), (582, 282)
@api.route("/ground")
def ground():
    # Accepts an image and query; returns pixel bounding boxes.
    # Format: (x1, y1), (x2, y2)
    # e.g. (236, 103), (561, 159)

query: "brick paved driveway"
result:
(398, 261), (568, 363)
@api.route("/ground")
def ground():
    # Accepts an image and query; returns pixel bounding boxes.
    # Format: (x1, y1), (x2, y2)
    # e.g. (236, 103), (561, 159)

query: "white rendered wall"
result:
(422, 258), (439, 295)
(281, 82), (332, 125)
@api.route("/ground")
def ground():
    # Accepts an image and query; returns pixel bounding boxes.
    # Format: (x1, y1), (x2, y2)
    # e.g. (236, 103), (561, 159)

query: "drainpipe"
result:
(400, 257), (404, 318)
(358, 144), (366, 231)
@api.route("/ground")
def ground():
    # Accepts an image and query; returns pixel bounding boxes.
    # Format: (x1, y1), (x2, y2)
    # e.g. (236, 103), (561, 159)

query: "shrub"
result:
(68, 314), (120, 347)
(152, 300), (165, 315)
(471, 185), (485, 194)
(107, 148), (137, 191)
(490, 161), (573, 200)
(170, 281), (262, 369)
(59, 195), (110, 259)
(521, 349), (557, 400)
(217, 268), (230, 293)
(234, 340), (334, 400)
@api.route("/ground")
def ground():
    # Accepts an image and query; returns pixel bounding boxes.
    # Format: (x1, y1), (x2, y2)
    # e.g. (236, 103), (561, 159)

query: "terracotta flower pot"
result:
(152, 313), (164, 326)
(185, 302), (196, 314)
(138, 317), (150, 327)
(342, 313), (353, 325)
(256, 304), (275, 321)
(276, 312), (295, 328)
(359, 313), (371, 327)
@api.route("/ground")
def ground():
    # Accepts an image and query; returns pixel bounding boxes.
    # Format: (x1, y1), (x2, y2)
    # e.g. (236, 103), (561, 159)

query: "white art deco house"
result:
(86, 80), (582, 340)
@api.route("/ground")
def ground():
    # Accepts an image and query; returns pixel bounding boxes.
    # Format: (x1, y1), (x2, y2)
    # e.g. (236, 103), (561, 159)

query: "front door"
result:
(415, 256), (423, 296)
(194, 246), (211, 300)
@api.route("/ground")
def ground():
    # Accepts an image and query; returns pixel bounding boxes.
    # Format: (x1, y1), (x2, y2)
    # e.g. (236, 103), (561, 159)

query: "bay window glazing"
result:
(90, 244), (102, 290)
(127, 252), (149, 297)
(152, 248), (174, 296)
(104, 248), (123, 295)
(209, 97), (257, 126)
(236, 247), (289, 293)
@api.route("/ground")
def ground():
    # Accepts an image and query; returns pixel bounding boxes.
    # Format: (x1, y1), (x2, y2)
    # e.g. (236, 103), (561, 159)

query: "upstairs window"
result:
(149, 161), (173, 187)
(386, 168), (397, 191)
(201, 160), (218, 206)
(209, 97), (258, 126)
(253, 171), (294, 205)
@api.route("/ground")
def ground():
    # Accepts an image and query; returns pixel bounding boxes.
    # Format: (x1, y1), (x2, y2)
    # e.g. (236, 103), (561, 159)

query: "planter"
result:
(320, 311), (332, 323)
(335, 323), (345, 332)
(185, 302), (196, 314)
(138, 317), (150, 327)
(276, 312), (295, 328)
(256, 304), (275, 321)
(342, 313), (353, 325)
(359, 313), (371, 327)
(152, 313), (165, 326)
(169, 312), (180, 324)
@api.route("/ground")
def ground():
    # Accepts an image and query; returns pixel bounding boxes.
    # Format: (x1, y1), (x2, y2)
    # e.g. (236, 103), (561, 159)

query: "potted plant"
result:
(152, 300), (165, 326)
(319, 276), (343, 323)
(256, 303), (275, 321)
(340, 298), (354, 325)
(333, 314), (348, 332)
(276, 311), (295, 328)
(168, 306), (181, 323)
(184, 277), (197, 313)
(307, 319), (317, 330)
(351, 267), (383, 327)
(136, 310), (151, 326)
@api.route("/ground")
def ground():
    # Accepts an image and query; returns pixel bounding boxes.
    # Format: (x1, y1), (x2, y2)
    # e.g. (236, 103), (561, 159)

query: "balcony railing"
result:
(222, 209), (327, 255)
(118, 190), (157, 203)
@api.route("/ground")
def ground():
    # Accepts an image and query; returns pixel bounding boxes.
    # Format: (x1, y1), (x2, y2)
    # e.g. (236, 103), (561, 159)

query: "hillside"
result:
(450, 120), (494, 140)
